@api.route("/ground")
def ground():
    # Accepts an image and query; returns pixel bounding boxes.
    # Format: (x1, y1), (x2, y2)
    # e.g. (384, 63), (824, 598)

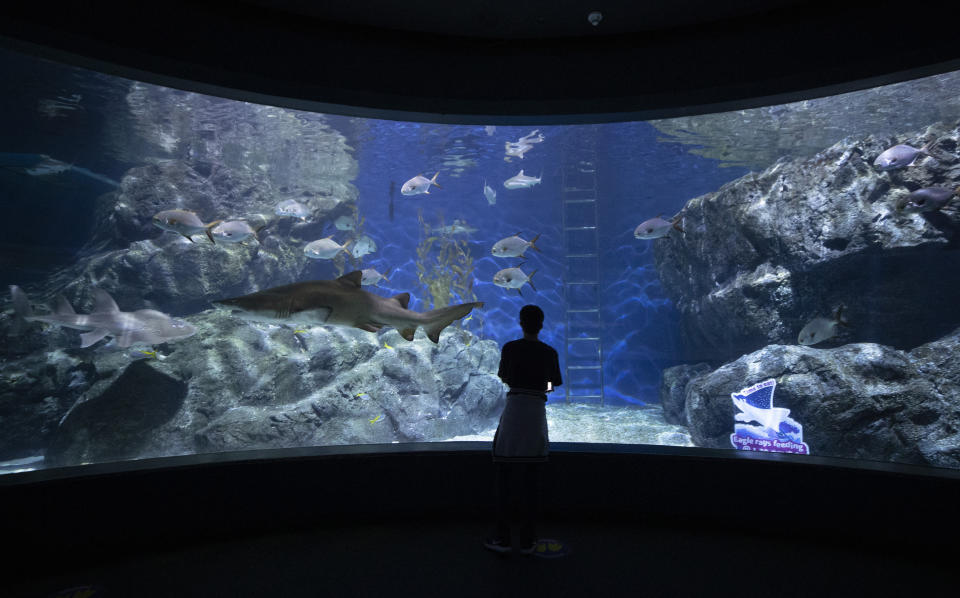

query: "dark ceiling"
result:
(1, 1), (959, 123)
(242, 0), (800, 39)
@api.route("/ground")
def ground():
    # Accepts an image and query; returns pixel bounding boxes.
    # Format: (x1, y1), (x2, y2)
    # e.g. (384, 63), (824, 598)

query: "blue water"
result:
(326, 117), (746, 405)
(0, 45), (747, 407)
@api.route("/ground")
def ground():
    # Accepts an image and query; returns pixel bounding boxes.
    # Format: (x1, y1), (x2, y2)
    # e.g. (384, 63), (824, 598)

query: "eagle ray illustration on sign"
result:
(730, 379), (810, 454)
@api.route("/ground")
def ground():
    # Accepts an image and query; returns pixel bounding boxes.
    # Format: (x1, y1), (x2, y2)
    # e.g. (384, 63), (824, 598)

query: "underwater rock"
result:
(29, 155), (357, 315)
(45, 359), (188, 466)
(656, 120), (960, 363)
(29, 310), (506, 463)
(25, 90), (361, 316)
(0, 332), (97, 459)
(684, 329), (960, 468)
(659, 362), (711, 425)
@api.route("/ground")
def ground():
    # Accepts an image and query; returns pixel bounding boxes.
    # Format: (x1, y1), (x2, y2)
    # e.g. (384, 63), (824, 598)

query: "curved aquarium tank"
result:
(3, 45), (960, 474)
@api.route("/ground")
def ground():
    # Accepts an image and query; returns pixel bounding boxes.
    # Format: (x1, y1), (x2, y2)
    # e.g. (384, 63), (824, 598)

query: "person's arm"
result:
(497, 344), (514, 387)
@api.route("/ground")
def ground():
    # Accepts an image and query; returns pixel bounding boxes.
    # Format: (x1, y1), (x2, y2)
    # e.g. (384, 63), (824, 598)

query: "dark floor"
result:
(5, 516), (955, 598)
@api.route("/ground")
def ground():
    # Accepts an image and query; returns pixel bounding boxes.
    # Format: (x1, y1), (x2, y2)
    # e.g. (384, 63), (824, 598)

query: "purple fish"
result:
(873, 141), (935, 171)
(895, 186), (960, 213)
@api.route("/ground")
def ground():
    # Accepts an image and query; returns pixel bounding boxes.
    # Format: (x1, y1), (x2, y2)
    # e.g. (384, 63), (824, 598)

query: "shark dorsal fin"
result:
(337, 271), (363, 288)
(91, 288), (120, 313)
(53, 295), (76, 315)
(392, 293), (410, 309)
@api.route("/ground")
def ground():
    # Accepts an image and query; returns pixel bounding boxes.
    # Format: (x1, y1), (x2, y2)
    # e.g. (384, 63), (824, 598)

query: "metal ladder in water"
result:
(561, 128), (604, 406)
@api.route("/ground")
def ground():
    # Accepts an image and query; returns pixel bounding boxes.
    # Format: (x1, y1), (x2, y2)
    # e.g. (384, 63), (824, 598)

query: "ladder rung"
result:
(565, 253), (598, 258)
(563, 198), (596, 204)
(568, 337), (600, 341)
(566, 395), (603, 399)
(564, 226), (596, 230)
(568, 365), (601, 370)
(567, 281), (599, 285)
(567, 308), (599, 313)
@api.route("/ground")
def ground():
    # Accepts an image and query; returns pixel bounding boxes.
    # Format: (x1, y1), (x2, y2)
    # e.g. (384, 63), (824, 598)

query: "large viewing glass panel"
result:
(2, 45), (960, 473)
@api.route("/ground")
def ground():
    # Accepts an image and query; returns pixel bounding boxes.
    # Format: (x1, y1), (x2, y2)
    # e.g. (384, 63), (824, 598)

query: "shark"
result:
(212, 270), (483, 343)
(503, 170), (541, 190)
(9, 285), (197, 348)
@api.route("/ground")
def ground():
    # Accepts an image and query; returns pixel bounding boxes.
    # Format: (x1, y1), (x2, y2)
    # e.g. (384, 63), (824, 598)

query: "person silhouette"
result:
(484, 304), (563, 556)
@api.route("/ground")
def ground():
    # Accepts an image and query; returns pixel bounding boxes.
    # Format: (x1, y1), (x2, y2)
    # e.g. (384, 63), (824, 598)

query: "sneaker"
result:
(483, 537), (511, 554)
(522, 539), (569, 558)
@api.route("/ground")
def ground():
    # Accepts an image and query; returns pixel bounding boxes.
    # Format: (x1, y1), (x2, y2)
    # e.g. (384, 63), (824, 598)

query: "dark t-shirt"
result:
(498, 338), (563, 396)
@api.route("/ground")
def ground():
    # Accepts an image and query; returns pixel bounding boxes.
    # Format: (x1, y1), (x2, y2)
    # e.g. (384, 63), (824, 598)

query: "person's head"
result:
(519, 304), (544, 335)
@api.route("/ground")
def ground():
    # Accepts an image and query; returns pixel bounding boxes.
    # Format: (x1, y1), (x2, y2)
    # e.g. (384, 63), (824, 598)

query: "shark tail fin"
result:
(421, 301), (484, 343)
(10, 285), (34, 319)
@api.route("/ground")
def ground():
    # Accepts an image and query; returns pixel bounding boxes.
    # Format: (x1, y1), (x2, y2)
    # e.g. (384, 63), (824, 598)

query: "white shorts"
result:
(492, 391), (549, 462)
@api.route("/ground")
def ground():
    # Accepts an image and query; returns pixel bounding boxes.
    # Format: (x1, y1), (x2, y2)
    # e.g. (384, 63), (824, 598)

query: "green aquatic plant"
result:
(415, 209), (478, 325)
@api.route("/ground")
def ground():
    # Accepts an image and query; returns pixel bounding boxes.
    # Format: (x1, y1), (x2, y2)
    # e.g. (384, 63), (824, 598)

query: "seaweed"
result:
(415, 209), (481, 333)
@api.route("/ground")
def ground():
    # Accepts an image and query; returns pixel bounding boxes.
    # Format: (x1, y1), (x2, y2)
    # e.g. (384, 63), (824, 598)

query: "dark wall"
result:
(1, 1), (960, 123)
(2, 444), (958, 577)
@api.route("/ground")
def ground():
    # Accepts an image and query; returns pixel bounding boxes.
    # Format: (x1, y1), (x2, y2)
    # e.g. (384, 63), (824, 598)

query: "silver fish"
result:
(152, 209), (221, 243)
(351, 234), (377, 258)
(275, 199), (311, 221)
(483, 179), (497, 205)
(873, 141), (934, 171)
(493, 266), (537, 296)
(212, 270), (483, 343)
(505, 141), (534, 160)
(210, 220), (259, 244)
(503, 170), (541, 190)
(895, 186), (959, 213)
(798, 307), (848, 346)
(433, 219), (478, 236)
(9, 285), (196, 348)
(334, 215), (356, 231)
(401, 172), (441, 196)
(484, 125), (496, 136)
(361, 268), (391, 286)
(304, 237), (352, 259)
(634, 214), (683, 240)
(492, 233), (541, 257)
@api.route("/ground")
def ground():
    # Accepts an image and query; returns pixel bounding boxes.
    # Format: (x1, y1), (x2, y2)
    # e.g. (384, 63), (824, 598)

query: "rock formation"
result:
(680, 330), (960, 468)
(12, 310), (505, 465)
(655, 120), (960, 365)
